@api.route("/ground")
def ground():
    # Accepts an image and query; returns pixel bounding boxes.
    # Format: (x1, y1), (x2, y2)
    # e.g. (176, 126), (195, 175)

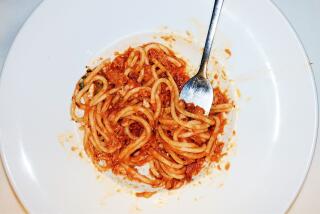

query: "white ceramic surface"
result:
(0, 0), (318, 213)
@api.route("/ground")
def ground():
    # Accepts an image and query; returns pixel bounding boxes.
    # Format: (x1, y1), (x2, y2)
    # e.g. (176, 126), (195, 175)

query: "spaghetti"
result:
(71, 42), (233, 194)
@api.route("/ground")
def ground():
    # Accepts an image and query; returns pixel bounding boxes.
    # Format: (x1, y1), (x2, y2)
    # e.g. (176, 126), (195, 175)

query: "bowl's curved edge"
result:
(0, 1), (46, 213)
(267, 0), (319, 213)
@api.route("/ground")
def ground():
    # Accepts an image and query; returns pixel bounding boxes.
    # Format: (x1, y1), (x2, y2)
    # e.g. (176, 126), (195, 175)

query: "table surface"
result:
(0, 0), (319, 213)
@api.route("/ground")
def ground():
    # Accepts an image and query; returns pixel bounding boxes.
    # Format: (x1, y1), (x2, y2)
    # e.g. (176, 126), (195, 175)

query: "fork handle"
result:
(197, 0), (224, 78)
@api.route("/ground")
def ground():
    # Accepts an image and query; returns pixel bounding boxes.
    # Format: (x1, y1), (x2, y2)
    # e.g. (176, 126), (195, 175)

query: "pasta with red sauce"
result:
(71, 42), (233, 195)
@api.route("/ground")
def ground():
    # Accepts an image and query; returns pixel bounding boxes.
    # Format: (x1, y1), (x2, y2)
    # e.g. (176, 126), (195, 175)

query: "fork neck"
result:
(197, 62), (208, 78)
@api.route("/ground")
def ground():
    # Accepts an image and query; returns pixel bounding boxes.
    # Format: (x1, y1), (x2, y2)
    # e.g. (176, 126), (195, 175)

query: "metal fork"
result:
(180, 0), (224, 115)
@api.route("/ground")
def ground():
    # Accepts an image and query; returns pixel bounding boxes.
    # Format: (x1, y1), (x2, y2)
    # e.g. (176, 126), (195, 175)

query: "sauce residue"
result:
(135, 191), (157, 198)
(224, 48), (232, 57)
